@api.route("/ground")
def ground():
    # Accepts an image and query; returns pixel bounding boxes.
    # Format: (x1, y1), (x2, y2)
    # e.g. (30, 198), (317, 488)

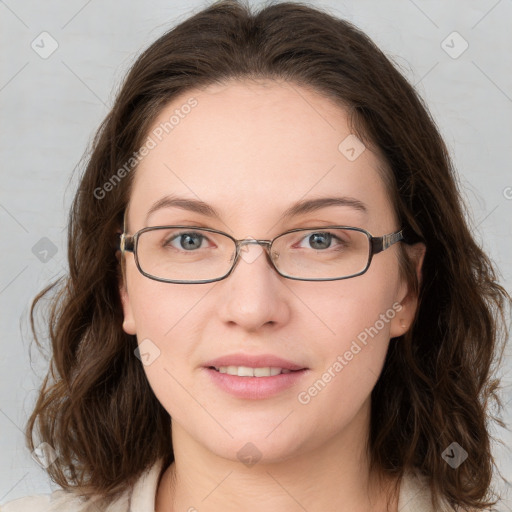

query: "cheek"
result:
(315, 272), (399, 350)
(127, 267), (201, 338)
(294, 297), (396, 436)
(129, 283), (203, 374)
(304, 277), (399, 396)
(126, 276), (208, 419)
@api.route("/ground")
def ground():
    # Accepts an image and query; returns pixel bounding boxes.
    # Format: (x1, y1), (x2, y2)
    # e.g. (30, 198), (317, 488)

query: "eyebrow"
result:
(145, 194), (368, 223)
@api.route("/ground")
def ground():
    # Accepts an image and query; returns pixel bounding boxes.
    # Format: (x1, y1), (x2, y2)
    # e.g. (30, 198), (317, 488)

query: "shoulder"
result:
(1, 488), (130, 512)
(1, 458), (165, 512)
(1, 490), (82, 512)
(398, 468), (455, 512)
(1, 494), (49, 511)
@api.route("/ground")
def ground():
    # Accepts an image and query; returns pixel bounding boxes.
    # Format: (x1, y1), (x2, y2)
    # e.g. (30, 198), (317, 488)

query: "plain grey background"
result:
(1, 0), (511, 508)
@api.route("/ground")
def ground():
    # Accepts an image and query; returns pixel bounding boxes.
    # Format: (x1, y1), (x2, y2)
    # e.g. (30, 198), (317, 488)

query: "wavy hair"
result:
(26, 1), (510, 510)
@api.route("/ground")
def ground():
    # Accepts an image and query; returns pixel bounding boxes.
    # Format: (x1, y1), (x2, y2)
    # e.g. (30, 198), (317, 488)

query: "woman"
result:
(2, 1), (509, 511)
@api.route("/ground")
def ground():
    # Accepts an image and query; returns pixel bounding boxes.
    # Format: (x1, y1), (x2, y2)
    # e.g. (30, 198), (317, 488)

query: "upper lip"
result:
(203, 354), (307, 371)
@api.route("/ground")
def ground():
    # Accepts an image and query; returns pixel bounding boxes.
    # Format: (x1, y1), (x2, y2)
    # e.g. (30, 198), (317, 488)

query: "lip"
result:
(203, 353), (307, 371)
(202, 353), (309, 400)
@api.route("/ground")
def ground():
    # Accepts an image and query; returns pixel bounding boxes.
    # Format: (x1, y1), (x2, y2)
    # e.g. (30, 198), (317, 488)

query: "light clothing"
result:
(1, 458), (450, 511)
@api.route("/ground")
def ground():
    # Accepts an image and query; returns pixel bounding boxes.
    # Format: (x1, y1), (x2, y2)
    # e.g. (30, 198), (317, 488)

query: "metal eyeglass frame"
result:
(119, 224), (406, 284)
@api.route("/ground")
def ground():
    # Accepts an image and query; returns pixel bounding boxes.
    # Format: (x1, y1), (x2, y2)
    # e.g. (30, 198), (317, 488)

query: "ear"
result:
(119, 261), (137, 335)
(389, 242), (426, 338)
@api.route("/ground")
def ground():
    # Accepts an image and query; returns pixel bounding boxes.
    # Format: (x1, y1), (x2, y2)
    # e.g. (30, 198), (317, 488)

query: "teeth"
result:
(215, 366), (293, 377)
(237, 365), (253, 377)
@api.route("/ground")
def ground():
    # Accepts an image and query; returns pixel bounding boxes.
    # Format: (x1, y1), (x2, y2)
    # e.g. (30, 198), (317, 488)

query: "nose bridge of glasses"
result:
(236, 238), (272, 249)
(232, 238), (277, 269)
(235, 238), (273, 258)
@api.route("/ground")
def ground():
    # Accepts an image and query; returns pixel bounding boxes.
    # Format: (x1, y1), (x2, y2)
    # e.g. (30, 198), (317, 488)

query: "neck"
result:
(156, 399), (398, 512)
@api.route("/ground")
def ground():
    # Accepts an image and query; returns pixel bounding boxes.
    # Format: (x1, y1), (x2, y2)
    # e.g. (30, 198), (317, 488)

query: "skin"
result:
(119, 79), (426, 512)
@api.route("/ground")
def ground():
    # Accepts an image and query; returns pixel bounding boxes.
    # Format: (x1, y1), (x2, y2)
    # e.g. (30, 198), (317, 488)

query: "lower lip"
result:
(204, 367), (309, 399)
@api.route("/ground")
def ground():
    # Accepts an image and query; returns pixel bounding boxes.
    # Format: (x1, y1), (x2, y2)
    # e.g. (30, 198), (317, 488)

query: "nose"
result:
(217, 240), (290, 331)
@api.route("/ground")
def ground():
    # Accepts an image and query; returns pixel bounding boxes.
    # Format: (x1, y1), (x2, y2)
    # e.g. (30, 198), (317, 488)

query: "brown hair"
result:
(27, 1), (511, 510)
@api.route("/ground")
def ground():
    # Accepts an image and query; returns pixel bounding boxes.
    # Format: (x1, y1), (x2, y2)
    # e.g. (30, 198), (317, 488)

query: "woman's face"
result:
(120, 79), (422, 464)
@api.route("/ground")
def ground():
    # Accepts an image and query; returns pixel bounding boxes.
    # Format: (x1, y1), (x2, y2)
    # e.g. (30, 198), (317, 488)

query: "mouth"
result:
(203, 353), (307, 373)
(203, 357), (309, 399)
(208, 365), (303, 377)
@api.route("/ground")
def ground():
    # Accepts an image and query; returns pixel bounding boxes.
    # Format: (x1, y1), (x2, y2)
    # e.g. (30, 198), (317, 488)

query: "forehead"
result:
(127, 79), (396, 233)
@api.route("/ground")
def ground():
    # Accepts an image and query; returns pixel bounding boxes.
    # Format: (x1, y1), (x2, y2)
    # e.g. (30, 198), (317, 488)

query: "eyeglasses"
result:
(119, 225), (405, 284)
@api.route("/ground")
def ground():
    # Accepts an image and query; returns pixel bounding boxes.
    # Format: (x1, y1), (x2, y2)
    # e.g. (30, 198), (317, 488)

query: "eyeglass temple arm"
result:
(118, 210), (135, 253)
(371, 230), (404, 254)
(118, 233), (134, 253)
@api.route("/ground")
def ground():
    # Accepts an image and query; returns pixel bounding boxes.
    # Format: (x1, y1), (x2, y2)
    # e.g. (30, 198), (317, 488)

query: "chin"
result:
(197, 427), (309, 467)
